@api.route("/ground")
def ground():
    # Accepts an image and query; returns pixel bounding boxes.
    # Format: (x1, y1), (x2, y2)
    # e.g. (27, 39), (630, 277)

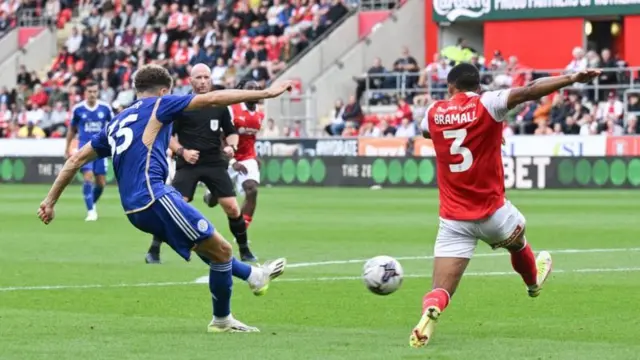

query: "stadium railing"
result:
(16, 8), (58, 27)
(357, 0), (403, 10)
(270, 66), (640, 136)
(361, 66), (640, 106)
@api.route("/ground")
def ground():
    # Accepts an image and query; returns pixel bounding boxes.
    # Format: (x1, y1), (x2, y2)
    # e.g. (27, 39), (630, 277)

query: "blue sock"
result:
(82, 181), (94, 211)
(209, 261), (233, 318)
(92, 186), (104, 204)
(231, 257), (252, 281)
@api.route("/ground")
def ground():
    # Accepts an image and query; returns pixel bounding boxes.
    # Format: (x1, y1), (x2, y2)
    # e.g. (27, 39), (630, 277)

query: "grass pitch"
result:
(1, 185), (639, 359)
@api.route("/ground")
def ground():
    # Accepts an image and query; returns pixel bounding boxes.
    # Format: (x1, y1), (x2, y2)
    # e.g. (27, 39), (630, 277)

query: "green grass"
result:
(1, 185), (640, 359)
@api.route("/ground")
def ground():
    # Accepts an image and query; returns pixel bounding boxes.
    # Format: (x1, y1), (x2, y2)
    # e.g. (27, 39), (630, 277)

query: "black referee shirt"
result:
(172, 104), (236, 168)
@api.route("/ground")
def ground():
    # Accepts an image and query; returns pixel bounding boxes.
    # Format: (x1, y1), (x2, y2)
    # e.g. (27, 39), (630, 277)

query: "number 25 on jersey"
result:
(443, 129), (473, 173)
(107, 114), (138, 156)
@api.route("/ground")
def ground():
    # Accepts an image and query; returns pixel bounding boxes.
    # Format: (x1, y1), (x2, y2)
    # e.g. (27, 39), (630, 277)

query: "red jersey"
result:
(421, 90), (511, 221)
(229, 103), (264, 161)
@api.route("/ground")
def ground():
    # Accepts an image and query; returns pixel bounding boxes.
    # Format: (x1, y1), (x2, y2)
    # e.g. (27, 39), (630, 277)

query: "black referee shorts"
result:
(172, 164), (236, 201)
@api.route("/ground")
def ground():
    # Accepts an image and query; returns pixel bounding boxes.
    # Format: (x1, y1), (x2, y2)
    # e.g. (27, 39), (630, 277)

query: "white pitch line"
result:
(2, 267), (640, 293)
(2, 247), (640, 292)
(276, 267), (640, 282)
(192, 247), (640, 283)
(287, 247), (640, 269)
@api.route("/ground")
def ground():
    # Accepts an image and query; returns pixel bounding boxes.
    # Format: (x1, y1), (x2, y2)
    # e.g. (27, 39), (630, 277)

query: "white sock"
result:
(213, 315), (231, 324)
(247, 266), (262, 286)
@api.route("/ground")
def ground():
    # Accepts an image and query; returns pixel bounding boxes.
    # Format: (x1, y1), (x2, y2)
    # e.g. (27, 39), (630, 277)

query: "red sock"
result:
(422, 288), (450, 313)
(243, 214), (253, 228)
(510, 243), (537, 287)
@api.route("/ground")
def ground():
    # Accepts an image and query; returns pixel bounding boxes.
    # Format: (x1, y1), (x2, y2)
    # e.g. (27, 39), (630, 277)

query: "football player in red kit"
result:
(226, 81), (264, 231)
(204, 80), (265, 255)
(409, 63), (601, 348)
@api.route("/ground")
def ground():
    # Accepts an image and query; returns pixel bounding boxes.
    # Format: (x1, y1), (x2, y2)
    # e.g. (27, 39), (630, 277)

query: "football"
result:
(362, 256), (404, 295)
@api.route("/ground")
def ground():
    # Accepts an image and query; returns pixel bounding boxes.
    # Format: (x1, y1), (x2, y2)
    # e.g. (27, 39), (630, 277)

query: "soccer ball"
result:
(362, 256), (403, 295)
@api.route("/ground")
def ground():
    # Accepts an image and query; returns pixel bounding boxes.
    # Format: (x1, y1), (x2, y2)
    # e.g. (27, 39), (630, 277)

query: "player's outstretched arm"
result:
(38, 143), (98, 224)
(506, 69), (601, 109)
(185, 81), (293, 111)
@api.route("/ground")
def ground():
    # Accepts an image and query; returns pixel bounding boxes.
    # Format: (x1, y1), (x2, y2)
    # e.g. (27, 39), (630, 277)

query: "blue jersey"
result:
(90, 95), (195, 213)
(71, 101), (114, 146)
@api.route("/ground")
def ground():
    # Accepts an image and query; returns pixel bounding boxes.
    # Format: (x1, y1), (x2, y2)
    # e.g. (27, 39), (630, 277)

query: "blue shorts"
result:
(127, 190), (215, 261)
(81, 157), (108, 175)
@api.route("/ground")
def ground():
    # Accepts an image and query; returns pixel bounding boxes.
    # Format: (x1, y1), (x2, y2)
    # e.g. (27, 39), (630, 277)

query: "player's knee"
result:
(182, 196), (192, 203)
(95, 177), (106, 187)
(83, 172), (94, 182)
(505, 233), (527, 252)
(243, 182), (258, 198)
(196, 235), (232, 263)
(219, 198), (240, 217)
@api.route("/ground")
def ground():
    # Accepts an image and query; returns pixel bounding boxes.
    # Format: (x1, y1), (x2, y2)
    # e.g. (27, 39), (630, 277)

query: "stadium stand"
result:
(1, 0), (639, 139)
(324, 43), (640, 139)
(0, 0), (353, 138)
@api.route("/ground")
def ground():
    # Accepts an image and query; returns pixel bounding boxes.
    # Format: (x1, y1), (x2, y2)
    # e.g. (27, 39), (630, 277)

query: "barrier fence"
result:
(257, 157), (640, 189)
(3, 156), (639, 189)
(362, 66), (640, 104)
(3, 136), (640, 157)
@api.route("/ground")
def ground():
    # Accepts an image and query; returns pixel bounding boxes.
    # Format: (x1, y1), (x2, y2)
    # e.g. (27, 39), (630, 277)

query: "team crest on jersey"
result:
(210, 119), (219, 131)
(197, 219), (208, 232)
(82, 113), (87, 119)
(98, 112), (104, 119)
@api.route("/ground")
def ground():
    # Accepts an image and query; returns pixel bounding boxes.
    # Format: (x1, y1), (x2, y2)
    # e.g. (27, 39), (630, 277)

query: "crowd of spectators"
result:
(0, 0), (351, 138)
(324, 41), (640, 138)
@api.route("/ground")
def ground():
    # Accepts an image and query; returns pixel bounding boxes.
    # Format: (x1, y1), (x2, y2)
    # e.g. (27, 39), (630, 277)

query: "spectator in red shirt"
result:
(173, 40), (194, 66)
(29, 85), (49, 108)
(394, 97), (412, 127)
(266, 36), (282, 62)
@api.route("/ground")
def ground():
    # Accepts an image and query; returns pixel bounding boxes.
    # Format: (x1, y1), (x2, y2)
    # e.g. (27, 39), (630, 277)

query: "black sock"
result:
(229, 215), (249, 250)
(148, 236), (162, 255)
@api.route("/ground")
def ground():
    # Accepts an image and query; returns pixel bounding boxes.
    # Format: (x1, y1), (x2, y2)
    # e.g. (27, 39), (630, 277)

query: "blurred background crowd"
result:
(1, 0), (639, 139)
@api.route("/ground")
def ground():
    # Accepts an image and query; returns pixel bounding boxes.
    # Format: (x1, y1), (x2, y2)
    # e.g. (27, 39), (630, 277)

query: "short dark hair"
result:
(134, 64), (173, 93)
(447, 63), (480, 92)
(85, 81), (98, 89)
(235, 80), (260, 90)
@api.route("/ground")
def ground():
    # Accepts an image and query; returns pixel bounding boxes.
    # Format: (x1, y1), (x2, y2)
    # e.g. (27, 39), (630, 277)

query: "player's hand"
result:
(570, 69), (601, 84)
(232, 162), (248, 175)
(182, 149), (199, 164)
(37, 201), (55, 225)
(265, 81), (294, 98)
(64, 148), (72, 159)
(222, 146), (235, 158)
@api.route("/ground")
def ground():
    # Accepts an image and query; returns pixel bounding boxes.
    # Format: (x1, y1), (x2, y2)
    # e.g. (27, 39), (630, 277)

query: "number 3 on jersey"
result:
(443, 129), (473, 173)
(107, 114), (138, 156)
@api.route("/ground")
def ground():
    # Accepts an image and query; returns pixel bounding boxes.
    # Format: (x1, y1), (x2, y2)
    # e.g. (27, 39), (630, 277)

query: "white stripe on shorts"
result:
(158, 196), (199, 241)
(162, 196), (203, 240)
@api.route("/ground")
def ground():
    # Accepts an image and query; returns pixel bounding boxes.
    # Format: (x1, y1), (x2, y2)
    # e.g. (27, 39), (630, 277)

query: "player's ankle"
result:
(423, 288), (451, 312)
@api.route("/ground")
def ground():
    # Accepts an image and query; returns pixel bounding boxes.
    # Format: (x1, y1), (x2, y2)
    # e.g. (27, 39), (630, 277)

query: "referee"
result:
(145, 63), (256, 264)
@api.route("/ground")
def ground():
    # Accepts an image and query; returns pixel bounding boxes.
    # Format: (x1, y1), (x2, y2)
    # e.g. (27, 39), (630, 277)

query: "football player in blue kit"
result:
(65, 81), (114, 221)
(38, 64), (292, 332)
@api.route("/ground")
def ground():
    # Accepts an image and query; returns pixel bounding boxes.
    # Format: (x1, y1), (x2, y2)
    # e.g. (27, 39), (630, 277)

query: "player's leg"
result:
(238, 160), (261, 229)
(80, 163), (97, 221)
(129, 191), (257, 332)
(240, 180), (258, 228)
(479, 201), (552, 297)
(145, 166), (199, 264)
(410, 220), (477, 348)
(92, 158), (108, 208)
(201, 166), (257, 262)
(218, 195), (257, 262)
